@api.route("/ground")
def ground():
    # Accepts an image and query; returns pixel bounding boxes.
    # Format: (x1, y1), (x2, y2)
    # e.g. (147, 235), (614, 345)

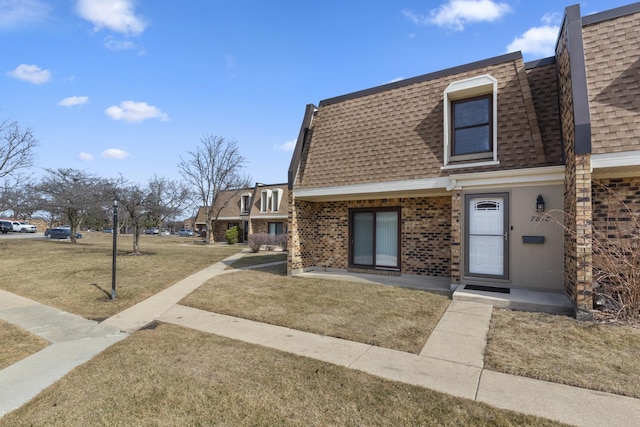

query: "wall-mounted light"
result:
(536, 194), (545, 213)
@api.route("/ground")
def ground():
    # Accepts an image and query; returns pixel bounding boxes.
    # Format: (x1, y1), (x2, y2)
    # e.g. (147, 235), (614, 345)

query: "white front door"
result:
(466, 194), (508, 278)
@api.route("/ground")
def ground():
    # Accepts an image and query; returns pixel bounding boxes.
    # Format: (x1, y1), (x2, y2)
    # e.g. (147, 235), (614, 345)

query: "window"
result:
(272, 189), (281, 212)
(349, 208), (400, 270)
(443, 74), (498, 168)
(260, 190), (272, 212)
(268, 222), (283, 236)
(452, 95), (492, 156)
(227, 222), (239, 230)
(241, 194), (251, 213)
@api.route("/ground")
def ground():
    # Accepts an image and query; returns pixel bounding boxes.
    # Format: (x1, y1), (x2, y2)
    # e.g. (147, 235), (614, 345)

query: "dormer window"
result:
(260, 189), (272, 212)
(271, 189), (282, 212)
(443, 74), (498, 169)
(452, 95), (492, 156)
(241, 193), (251, 213)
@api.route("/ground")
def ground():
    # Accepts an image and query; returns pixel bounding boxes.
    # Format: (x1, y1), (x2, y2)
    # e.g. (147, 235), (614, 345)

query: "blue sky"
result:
(0, 0), (633, 186)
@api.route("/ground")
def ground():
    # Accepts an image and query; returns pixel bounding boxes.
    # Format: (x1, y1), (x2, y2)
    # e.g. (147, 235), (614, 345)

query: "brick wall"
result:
(288, 195), (451, 277)
(557, 11), (594, 319)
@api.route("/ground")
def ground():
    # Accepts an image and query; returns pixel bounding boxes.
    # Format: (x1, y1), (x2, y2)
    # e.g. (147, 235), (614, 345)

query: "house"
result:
(287, 2), (640, 320)
(195, 183), (289, 242)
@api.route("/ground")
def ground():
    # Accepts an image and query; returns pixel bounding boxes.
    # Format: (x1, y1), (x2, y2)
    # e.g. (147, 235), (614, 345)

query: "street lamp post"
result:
(111, 199), (118, 300)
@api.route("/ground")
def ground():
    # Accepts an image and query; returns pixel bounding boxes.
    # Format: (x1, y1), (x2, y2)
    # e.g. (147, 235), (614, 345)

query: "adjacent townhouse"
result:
(287, 2), (640, 319)
(195, 183), (288, 242)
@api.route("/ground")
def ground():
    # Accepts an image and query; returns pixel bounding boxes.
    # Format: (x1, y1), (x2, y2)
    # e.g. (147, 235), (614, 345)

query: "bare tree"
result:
(178, 135), (250, 244)
(146, 175), (191, 234)
(38, 169), (102, 243)
(0, 119), (38, 179)
(115, 182), (148, 255)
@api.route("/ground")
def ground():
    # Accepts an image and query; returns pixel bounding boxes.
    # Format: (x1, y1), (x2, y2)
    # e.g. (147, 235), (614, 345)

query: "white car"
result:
(12, 221), (37, 233)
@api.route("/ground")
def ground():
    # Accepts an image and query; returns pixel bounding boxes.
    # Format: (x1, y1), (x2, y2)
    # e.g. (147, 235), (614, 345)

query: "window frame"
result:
(348, 207), (401, 271)
(268, 222), (283, 236)
(442, 74), (498, 169)
(260, 189), (272, 213)
(451, 94), (493, 158)
(241, 193), (251, 214)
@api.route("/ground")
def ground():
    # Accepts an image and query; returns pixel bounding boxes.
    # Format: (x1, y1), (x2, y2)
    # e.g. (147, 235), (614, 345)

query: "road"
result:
(0, 232), (45, 240)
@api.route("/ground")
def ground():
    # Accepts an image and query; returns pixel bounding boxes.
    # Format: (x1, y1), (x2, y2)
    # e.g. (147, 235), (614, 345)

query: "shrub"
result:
(225, 226), (239, 245)
(276, 232), (288, 251)
(248, 233), (269, 253)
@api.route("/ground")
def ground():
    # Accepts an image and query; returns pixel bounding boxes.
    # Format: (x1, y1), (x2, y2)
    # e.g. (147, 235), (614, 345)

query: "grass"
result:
(485, 308), (640, 399)
(0, 320), (48, 370)
(0, 233), (242, 319)
(0, 322), (567, 427)
(181, 263), (450, 354)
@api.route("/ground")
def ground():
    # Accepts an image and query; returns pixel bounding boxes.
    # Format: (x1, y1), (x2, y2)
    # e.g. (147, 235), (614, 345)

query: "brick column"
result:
(450, 192), (462, 286)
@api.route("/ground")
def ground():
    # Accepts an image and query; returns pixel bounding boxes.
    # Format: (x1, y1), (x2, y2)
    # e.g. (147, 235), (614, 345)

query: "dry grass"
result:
(0, 322), (567, 427)
(486, 308), (640, 399)
(181, 266), (450, 354)
(0, 234), (242, 319)
(0, 319), (49, 370)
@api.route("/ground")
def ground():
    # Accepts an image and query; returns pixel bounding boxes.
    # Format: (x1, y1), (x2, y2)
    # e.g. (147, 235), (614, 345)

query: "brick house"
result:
(287, 2), (640, 319)
(195, 183), (288, 242)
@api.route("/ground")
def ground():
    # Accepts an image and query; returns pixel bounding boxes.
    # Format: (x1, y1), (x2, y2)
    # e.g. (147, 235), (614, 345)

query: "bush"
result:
(248, 233), (269, 253)
(225, 226), (239, 245)
(248, 233), (288, 252)
(277, 232), (288, 251)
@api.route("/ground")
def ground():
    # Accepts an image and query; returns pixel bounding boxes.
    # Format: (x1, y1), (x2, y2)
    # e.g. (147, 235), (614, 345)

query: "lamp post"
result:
(111, 199), (118, 300)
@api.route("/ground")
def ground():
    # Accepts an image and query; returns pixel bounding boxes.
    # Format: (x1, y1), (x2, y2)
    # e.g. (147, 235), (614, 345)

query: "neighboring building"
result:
(195, 183), (288, 242)
(287, 2), (640, 319)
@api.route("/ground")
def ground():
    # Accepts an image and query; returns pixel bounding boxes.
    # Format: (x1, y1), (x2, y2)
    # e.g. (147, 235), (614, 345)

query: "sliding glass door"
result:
(350, 208), (400, 269)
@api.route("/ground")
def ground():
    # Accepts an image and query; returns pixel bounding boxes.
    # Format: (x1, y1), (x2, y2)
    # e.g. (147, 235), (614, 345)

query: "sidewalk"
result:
(1, 252), (639, 426)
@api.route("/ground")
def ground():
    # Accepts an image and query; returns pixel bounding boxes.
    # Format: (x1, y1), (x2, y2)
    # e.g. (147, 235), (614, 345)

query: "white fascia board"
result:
(591, 150), (640, 170)
(251, 215), (287, 220)
(294, 177), (451, 201)
(449, 165), (565, 189)
(216, 216), (243, 221)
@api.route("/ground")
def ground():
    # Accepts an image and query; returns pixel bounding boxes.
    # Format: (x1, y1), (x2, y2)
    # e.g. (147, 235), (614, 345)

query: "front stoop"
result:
(452, 285), (573, 315)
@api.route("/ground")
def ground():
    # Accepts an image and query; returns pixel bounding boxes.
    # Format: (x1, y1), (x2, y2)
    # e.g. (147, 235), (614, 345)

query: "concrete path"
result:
(0, 290), (126, 417)
(2, 252), (640, 426)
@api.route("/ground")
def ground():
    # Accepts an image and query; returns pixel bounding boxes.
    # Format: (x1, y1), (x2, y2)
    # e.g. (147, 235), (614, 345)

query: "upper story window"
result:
(271, 189), (282, 212)
(260, 189), (272, 212)
(443, 74), (498, 169)
(452, 95), (492, 156)
(241, 193), (251, 213)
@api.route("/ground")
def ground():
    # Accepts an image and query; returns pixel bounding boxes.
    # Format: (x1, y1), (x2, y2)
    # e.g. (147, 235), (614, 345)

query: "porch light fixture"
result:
(536, 194), (545, 213)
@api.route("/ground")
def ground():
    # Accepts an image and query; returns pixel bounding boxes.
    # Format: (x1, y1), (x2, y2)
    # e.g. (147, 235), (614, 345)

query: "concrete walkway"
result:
(1, 252), (639, 426)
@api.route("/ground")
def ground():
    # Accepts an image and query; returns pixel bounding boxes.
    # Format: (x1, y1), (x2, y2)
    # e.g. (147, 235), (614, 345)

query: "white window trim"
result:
(241, 193), (251, 213)
(442, 74), (498, 168)
(260, 189), (272, 213)
(271, 189), (283, 212)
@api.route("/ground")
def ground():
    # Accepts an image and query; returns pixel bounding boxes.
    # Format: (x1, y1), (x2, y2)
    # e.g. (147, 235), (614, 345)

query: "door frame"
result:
(463, 192), (509, 280)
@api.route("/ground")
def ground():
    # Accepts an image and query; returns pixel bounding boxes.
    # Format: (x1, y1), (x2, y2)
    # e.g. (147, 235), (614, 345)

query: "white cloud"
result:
(506, 25), (559, 57)
(0, 0), (50, 29)
(6, 64), (51, 84)
(104, 35), (144, 54)
(76, 0), (146, 36)
(101, 148), (129, 159)
(58, 96), (89, 107)
(105, 100), (169, 123)
(79, 152), (94, 161)
(388, 77), (404, 84)
(403, 0), (511, 31)
(277, 140), (296, 152)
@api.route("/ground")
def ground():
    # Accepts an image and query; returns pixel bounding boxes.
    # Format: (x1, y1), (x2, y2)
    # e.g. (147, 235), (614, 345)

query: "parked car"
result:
(48, 227), (82, 239)
(102, 228), (113, 233)
(12, 221), (37, 233)
(178, 229), (194, 237)
(0, 220), (12, 234)
(144, 227), (159, 235)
